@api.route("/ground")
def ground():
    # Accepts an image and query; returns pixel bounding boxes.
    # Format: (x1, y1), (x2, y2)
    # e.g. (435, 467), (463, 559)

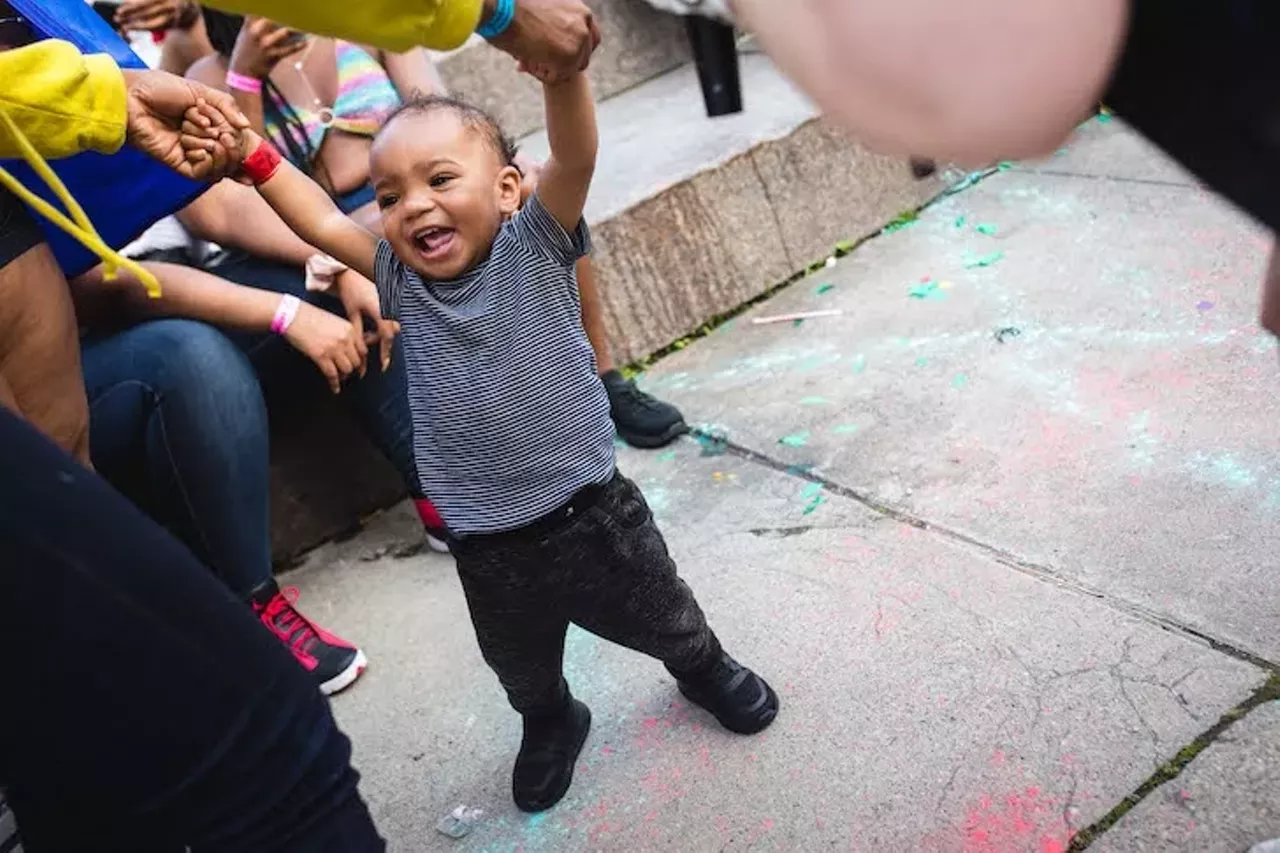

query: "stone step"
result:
(516, 52), (947, 363)
(433, 0), (691, 139)
(269, 53), (947, 563)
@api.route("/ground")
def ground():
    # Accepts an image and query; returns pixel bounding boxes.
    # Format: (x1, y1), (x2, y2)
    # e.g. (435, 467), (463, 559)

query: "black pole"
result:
(685, 16), (743, 117)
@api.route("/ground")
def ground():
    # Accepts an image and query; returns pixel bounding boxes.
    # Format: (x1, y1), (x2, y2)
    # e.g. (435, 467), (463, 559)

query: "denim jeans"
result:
(0, 404), (384, 852)
(82, 257), (420, 599)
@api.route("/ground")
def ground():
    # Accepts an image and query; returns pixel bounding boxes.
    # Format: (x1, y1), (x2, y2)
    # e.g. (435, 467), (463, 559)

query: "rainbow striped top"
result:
(265, 41), (403, 164)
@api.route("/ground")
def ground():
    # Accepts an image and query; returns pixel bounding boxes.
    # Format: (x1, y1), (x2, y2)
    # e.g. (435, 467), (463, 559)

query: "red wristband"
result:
(240, 140), (283, 185)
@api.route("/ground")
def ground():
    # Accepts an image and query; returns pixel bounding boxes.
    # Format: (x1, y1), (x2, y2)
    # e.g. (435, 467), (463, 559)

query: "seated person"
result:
(70, 255), (387, 697)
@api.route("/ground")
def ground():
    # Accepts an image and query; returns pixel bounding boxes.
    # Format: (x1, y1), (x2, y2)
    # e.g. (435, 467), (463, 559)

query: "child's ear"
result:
(496, 165), (523, 216)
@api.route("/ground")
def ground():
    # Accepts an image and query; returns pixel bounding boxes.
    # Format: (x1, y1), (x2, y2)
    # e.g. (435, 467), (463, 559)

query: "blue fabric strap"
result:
(476, 0), (516, 39)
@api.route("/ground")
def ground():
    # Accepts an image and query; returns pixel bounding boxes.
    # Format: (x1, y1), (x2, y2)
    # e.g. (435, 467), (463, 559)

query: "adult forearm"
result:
(735, 0), (1128, 164)
(79, 261), (282, 333)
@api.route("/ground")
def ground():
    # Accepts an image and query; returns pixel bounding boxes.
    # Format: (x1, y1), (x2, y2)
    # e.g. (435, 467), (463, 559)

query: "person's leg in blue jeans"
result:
(81, 319), (368, 695)
(0, 404), (385, 853)
(203, 253), (445, 540)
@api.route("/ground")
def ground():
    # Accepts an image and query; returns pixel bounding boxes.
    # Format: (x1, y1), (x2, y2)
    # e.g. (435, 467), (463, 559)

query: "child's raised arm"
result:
(241, 131), (380, 282)
(529, 71), (597, 233)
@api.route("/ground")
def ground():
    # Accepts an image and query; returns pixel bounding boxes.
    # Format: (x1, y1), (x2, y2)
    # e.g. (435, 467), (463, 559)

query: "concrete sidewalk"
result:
(289, 117), (1280, 851)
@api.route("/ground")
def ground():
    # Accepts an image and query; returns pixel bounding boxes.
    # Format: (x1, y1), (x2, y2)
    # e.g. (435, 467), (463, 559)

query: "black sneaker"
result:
(672, 653), (778, 735)
(513, 697), (592, 812)
(601, 370), (687, 449)
(249, 580), (367, 696)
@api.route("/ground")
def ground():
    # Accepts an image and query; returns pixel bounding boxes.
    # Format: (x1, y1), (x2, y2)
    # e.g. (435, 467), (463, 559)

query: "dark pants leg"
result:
(0, 406), (384, 852)
(454, 474), (722, 713)
(82, 320), (272, 598)
(203, 252), (423, 499)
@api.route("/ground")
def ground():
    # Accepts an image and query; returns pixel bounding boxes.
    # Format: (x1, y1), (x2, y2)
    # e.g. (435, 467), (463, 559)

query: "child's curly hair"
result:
(379, 96), (520, 168)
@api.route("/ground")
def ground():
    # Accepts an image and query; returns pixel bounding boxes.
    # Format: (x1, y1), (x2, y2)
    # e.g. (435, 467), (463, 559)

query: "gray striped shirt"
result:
(375, 194), (615, 535)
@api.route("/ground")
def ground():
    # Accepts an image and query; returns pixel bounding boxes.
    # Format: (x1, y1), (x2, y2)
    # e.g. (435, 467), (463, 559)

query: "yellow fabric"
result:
(0, 42), (128, 159)
(0, 41), (158, 295)
(205, 0), (485, 52)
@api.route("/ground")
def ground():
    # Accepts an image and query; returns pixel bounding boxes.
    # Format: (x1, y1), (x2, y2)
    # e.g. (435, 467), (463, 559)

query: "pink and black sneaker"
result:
(250, 581), (367, 696)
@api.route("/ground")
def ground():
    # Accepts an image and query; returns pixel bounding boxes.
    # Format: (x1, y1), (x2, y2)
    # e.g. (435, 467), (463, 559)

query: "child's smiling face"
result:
(371, 109), (522, 280)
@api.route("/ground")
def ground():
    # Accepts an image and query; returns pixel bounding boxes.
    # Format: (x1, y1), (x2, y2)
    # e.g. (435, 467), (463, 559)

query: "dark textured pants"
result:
(453, 473), (722, 714)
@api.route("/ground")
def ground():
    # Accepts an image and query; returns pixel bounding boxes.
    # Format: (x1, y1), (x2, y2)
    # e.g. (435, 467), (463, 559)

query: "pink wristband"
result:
(225, 70), (263, 95)
(271, 294), (301, 335)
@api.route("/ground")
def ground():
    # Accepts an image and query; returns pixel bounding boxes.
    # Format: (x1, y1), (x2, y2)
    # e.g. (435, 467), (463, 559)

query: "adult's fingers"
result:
(332, 350), (356, 384)
(577, 18), (599, 71)
(319, 359), (341, 394)
(377, 321), (398, 372)
(350, 326), (369, 377)
(272, 40), (309, 60)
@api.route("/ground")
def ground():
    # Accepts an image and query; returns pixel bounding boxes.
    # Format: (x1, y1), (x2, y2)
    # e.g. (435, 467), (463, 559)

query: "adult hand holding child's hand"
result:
(284, 302), (370, 394)
(488, 0), (601, 83)
(124, 70), (249, 181)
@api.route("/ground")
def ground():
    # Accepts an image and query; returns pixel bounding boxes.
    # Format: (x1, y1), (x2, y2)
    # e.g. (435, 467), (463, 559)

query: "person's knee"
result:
(135, 320), (267, 432)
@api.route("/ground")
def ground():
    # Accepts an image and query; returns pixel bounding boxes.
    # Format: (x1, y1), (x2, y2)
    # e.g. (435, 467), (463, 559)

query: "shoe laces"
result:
(612, 379), (666, 413)
(253, 587), (319, 656)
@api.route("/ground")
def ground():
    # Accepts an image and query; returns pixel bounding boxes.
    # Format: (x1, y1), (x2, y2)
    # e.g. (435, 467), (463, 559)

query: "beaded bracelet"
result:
(476, 0), (516, 39)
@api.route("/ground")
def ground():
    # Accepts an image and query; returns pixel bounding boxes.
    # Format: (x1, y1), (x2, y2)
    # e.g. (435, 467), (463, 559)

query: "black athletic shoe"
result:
(601, 370), (687, 449)
(672, 653), (778, 735)
(513, 698), (592, 812)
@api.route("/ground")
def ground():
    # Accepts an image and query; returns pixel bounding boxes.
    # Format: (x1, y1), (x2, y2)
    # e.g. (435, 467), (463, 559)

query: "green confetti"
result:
(800, 396), (830, 406)
(997, 161), (1014, 171)
(954, 216), (966, 228)
(963, 251), (1005, 269)
(1097, 107), (1113, 123)
(831, 424), (859, 435)
(834, 238), (856, 253)
(951, 373), (970, 389)
(802, 495), (827, 515)
(915, 355), (929, 367)
(779, 431), (810, 448)
(975, 223), (998, 236)
(656, 450), (677, 462)
(909, 280), (945, 300)
(695, 431), (729, 457)
(792, 318), (805, 328)
(798, 482), (827, 515)
(816, 283), (836, 295)
(786, 463), (816, 476)
(851, 354), (867, 373)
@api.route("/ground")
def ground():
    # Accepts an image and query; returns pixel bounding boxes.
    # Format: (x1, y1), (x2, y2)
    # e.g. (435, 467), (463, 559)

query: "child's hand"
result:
(336, 270), (400, 373)
(179, 101), (243, 179)
(283, 302), (369, 393)
(517, 59), (570, 86)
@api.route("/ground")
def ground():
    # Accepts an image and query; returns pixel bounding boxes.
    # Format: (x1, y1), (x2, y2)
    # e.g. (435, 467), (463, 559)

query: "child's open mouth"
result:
(412, 226), (456, 262)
